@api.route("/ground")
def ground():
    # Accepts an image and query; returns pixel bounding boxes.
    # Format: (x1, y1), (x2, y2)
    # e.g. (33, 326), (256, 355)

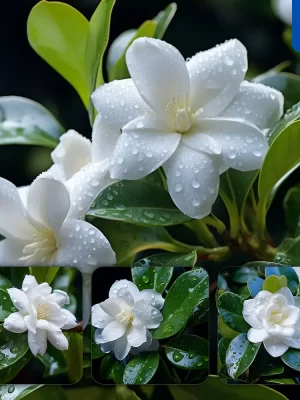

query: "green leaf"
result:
(0, 289), (17, 321)
(111, 360), (125, 384)
(266, 378), (295, 384)
(218, 316), (239, 338)
(64, 333), (83, 383)
(27, 1), (89, 108)
(284, 184), (300, 237)
(281, 348), (300, 371)
(0, 326), (31, 383)
(108, 21), (156, 81)
(86, 0), (115, 120)
(29, 266), (59, 285)
(237, 285), (251, 300)
(267, 101), (300, 144)
(122, 352), (159, 384)
(217, 292), (250, 333)
(262, 275), (287, 293)
(106, 30), (136, 75)
(0, 385), (43, 400)
(100, 353), (116, 380)
(232, 267), (258, 284)
(152, 268), (208, 339)
(168, 375), (288, 400)
(257, 121), (300, 238)
(52, 267), (77, 291)
(265, 265), (298, 294)
(86, 180), (190, 227)
(274, 236), (300, 265)
(91, 326), (105, 359)
(165, 334), (208, 370)
(225, 333), (261, 379)
(218, 337), (232, 366)
(248, 276), (264, 297)
(0, 274), (13, 290)
(255, 349), (285, 377)
(116, 386), (142, 400)
(153, 3), (177, 39)
(0, 96), (63, 148)
(38, 343), (67, 378)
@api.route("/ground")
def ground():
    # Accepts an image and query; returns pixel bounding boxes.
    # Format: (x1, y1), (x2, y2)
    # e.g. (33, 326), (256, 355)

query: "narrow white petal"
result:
(126, 38), (190, 119)
(197, 118), (268, 171)
(22, 275), (38, 294)
(27, 177), (70, 234)
(0, 178), (35, 240)
(47, 329), (68, 351)
(218, 81), (284, 129)
(109, 280), (140, 301)
(60, 309), (77, 329)
(263, 338), (289, 357)
(137, 290), (165, 310)
(92, 303), (114, 329)
(247, 328), (269, 343)
(0, 239), (26, 266)
(51, 130), (92, 180)
(7, 288), (28, 315)
(113, 334), (131, 361)
(28, 328), (47, 356)
(187, 39), (247, 116)
(56, 219), (116, 273)
(126, 323), (147, 347)
(163, 144), (220, 219)
(101, 320), (126, 342)
(3, 312), (27, 333)
(110, 115), (180, 180)
(47, 290), (69, 307)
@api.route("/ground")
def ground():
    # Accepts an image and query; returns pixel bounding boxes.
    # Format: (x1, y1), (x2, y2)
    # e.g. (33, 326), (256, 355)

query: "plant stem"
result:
(185, 220), (219, 248)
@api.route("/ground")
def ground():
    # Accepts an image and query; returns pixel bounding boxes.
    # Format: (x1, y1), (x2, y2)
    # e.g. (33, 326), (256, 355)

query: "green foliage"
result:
(281, 349), (300, 372)
(262, 275), (287, 292)
(64, 333), (83, 383)
(217, 292), (250, 333)
(0, 289), (17, 321)
(284, 184), (300, 237)
(265, 265), (299, 294)
(29, 266), (59, 284)
(153, 3), (177, 39)
(122, 352), (159, 384)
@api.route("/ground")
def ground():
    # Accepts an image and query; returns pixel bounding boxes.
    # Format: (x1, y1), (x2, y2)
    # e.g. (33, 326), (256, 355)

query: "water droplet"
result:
(142, 275), (149, 284)
(191, 180), (200, 188)
(224, 56), (234, 66)
(8, 386), (15, 393)
(253, 149), (262, 157)
(172, 351), (184, 362)
(175, 183), (182, 192)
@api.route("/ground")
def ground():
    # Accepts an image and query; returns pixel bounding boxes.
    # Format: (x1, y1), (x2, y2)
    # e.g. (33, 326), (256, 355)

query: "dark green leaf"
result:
(268, 101), (300, 144)
(152, 268), (208, 339)
(265, 378), (295, 384)
(237, 285), (251, 300)
(165, 334), (208, 370)
(274, 236), (300, 265)
(64, 333), (83, 383)
(265, 265), (298, 294)
(218, 337), (232, 366)
(122, 352), (159, 384)
(131, 265), (173, 293)
(153, 3), (177, 39)
(0, 289), (17, 321)
(248, 276), (264, 297)
(232, 267), (258, 284)
(38, 343), (67, 378)
(284, 184), (300, 237)
(86, 180), (190, 227)
(0, 385), (67, 400)
(29, 266), (59, 285)
(0, 274), (12, 290)
(111, 360), (125, 384)
(100, 353), (116, 381)
(52, 267), (77, 291)
(226, 333), (261, 379)
(217, 292), (250, 333)
(281, 348), (300, 372)
(27, 2), (89, 108)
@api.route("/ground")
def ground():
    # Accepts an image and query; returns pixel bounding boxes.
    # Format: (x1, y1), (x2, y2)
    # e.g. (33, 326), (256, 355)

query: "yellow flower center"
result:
(20, 230), (57, 265)
(36, 303), (52, 320)
(166, 95), (193, 134)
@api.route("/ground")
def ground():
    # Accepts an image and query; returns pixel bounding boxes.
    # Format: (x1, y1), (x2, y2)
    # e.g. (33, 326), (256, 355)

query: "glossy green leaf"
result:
(225, 333), (261, 378)
(116, 386), (142, 400)
(232, 267), (258, 284)
(248, 276), (264, 297)
(265, 265), (298, 294)
(0, 96), (63, 148)
(38, 343), (67, 378)
(0, 385), (43, 400)
(168, 375), (288, 400)
(218, 316), (239, 338)
(274, 236), (300, 265)
(152, 268), (208, 339)
(265, 378), (295, 384)
(237, 285), (251, 300)
(165, 334), (208, 370)
(0, 274), (13, 290)
(52, 267), (77, 291)
(218, 337), (232, 366)
(111, 360), (125, 384)
(267, 101), (300, 144)
(153, 3), (177, 39)
(100, 353), (116, 381)
(281, 348), (300, 371)
(27, 1), (89, 108)
(257, 121), (300, 238)
(284, 184), (300, 237)
(64, 333), (83, 383)
(86, 180), (190, 227)
(217, 292), (250, 333)
(123, 352), (159, 384)
(0, 289), (17, 321)
(255, 349), (285, 377)
(29, 266), (59, 285)
(108, 21), (156, 81)
(262, 275), (287, 293)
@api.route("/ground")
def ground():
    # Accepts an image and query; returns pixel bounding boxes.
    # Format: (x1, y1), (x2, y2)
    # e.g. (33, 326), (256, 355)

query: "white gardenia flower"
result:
(92, 280), (164, 360)
(273, 0), (292, 25)
(3, 275), (76, 356)
(0, 173), (115, 273)
(92, 38), (284, 219)
(243, 288), (300, 357)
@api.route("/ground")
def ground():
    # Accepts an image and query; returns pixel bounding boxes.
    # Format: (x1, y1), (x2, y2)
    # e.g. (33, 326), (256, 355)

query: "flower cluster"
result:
(3, 275), (77, 356)
(92, 279), (164, 360)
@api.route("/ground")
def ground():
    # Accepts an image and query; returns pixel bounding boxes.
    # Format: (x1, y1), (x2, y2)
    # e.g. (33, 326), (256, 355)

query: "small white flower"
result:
(3, 275), (77, 356)
(273, 0), (292, 25)
(243, 288), (300, 357)
(92, 38), (283, 219)
(92, 280), (164, 360)
(0, 173), (115, 273)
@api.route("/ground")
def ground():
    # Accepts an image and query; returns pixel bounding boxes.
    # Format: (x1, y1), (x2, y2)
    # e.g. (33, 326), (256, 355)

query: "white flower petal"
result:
(130, 330), (159, 355)
(51, 130), (92, 180)
(100, 340), (114, 353)
(56, 219), (116, 273)
(133, 303), (163, 329)
(92, 303), (114, 329)
(137, 290), (165, 310)
(7, 288), (28, 315)
(282, 336), (300, 349)
(242, 299), (263, 329)
(263, 338), (289, 357)
(40, 302), (68, 328)
(109, 280), (140, 301)
(126, 323), (147, 347)
(28, 328), (47, 356)
(187, 39), (247, 116)
(27, 177), (70, 234)
(163, 143), (220, 219)
(115, 288), (135, 308)
(3, 312), (27, 333)
(47, 290), (69, 307)
(294, 296), (300, 309)
(276, 287), (295, 305)
(247, 328), (269, 343)
(18, 185), (29, 207)
(182, 131), (222, 155)
(273, 0), (292, 25)
(0, 239), (26, 266)
(218, 81), (284, 130)
(100, 298), (125, 318)
(0, 178), (35, 240)
(281, 306), (300, 326)
(126, 38), (190, 119)
(47, 329), (69, 351)
(110, 115), (181, 180)
(24, 313), (37, 333)
(32, 283), (52, 299)
(60, 309), (77, 329)
(22, 275), (38, 294)
(36, 319), (62, 332)
(101, 320), (126, 342)
(198, 118), (268, 171)
(113, 334), (131, 361)
(66, 160), (112, 219)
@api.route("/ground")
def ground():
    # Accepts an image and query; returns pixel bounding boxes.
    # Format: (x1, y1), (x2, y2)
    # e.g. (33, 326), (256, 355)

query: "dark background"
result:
(1, 0), (299, 397)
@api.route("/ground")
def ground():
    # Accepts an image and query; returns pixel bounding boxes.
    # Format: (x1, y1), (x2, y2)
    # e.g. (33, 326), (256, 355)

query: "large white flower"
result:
(243, 288), (300, 357)
(273, 0), (292, 25)
(92, 280), (164, 360)
(92, 38), (284, 218)
(3, 275), (76, 356)
(0, 173), (115, 273)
